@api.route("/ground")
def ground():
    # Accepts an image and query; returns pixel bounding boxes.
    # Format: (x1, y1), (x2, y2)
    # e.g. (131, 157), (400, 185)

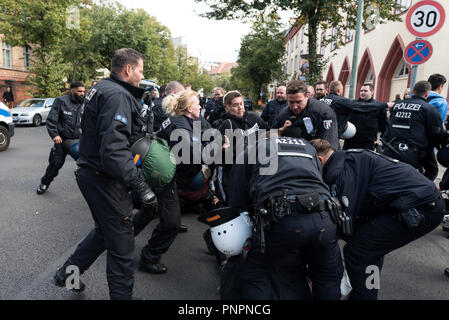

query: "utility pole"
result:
(349, 0), (364, 99)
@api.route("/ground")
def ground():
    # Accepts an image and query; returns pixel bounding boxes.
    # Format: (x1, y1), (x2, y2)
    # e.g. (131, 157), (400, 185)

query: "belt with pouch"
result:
(286, 193), (328, 214)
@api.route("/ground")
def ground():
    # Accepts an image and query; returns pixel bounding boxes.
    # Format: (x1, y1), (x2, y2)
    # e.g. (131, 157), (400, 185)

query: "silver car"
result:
(12, 98), (55, 126)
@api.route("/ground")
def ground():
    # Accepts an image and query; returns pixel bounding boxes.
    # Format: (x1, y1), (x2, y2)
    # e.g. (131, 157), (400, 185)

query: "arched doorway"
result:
(376, 34), (411, 102)
(356, 48), (375, 99)
(325, 63), (335, 86)
(338, 56), (351, 96)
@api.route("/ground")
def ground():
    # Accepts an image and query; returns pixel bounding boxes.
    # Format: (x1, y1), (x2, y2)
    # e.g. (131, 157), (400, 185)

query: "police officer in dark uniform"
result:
(53, 48), (157, 300)
(272, 79), (339, 150)
(217, 90), (267, 204)
(260, 86), (287, 128)
(382, 80), (446, 171)
(36, 82), (85, 194)
(311, 139), (445, 300)
(229, 136), (343, 300)
(341, 83), (389, 150)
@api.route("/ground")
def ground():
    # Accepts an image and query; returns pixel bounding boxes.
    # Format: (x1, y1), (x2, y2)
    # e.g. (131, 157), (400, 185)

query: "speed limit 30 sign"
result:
(406, 0), (446, 37)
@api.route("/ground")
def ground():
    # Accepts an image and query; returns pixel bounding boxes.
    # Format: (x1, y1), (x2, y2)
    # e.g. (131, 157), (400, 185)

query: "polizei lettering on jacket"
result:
(392, 103), (422, 111)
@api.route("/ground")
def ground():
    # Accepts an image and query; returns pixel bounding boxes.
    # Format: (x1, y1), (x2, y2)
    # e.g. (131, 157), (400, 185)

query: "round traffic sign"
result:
(403, 39), (433, 65)
(406, 0), (445, 37)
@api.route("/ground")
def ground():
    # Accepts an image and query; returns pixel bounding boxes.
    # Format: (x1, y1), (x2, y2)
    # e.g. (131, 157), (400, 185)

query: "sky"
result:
(116, 0), (292, 63)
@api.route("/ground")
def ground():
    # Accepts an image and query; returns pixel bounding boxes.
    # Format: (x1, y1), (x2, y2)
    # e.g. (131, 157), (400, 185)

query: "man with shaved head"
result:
(261, 85), (287, 128)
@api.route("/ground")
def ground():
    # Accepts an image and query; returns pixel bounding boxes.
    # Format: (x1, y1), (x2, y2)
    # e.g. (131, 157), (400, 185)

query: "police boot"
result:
(139, 261), (168, 274)
(37, 183), (49, 195)
(444, 268), (449, 278)
(53, 264), (86, 293)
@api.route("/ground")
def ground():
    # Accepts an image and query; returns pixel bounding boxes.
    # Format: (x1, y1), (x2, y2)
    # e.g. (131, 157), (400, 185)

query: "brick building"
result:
(0, 37), (34, 106)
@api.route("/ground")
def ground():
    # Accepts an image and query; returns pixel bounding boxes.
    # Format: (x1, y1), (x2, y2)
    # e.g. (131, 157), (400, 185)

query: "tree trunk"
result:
(72, 60), (79, 82)
(307, 10), (320, 87)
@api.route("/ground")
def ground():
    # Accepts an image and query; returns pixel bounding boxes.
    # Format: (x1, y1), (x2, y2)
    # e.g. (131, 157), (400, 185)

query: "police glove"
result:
(398, 208), (425, 230)
(131, 172), (157, 210)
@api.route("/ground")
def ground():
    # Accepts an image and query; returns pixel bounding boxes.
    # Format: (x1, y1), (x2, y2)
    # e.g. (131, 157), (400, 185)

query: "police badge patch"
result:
(323, 119), (332, 130)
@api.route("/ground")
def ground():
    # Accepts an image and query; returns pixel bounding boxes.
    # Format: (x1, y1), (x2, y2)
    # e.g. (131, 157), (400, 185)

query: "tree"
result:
(0, 0), (82, 96)
(195, 0), (404, 86)
(230, 12), (286, 102)
(89, 2), (177, 83)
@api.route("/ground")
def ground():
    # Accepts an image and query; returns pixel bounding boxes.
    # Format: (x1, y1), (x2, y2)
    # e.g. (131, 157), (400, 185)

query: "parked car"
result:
(11, 98), (55, 126)
(0, 101), (14, 151)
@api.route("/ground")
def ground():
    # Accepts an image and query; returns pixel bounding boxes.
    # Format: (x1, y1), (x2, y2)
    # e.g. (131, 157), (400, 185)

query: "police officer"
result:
(36, 82), (85, 194)
(151, 81), (184, 133)
(382, 80), (446, 171)
(342, 83), (389, 150)
(272, 79), (339, 150)
(228, 136), (343, 300)
(53, 48), (157, 300)
(260, 86), (287, 128)
(311, 139), (445, 300)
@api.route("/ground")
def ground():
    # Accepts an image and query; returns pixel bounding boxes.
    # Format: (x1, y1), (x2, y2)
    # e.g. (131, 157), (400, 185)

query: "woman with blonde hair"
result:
(159, 90), (228, 211)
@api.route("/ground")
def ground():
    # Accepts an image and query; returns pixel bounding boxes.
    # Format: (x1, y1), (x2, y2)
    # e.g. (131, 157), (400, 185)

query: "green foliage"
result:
(195, 0), (404, 86)
(230, 12), (285, 102)
(0, 0), (216, 96)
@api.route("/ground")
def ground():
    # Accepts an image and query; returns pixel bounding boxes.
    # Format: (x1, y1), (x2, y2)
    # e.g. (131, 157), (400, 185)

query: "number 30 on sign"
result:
(406, 0), (446, 38)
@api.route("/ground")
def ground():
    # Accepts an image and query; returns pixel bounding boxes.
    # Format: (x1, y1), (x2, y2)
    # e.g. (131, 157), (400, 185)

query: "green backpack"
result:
(132, 136), (176, 188)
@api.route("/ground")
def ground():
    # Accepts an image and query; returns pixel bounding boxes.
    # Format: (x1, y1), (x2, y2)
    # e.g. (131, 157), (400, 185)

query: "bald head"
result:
(165, 81), (185, 95)
(329, 80), (343, 96)
(276, 86), (287, 102)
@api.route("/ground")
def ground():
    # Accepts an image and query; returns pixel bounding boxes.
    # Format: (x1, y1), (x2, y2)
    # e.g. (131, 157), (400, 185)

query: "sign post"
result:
(405, 0), (445, 89)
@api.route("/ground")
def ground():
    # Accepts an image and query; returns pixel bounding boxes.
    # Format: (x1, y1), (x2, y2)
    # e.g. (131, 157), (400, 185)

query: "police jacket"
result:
(321, 93), (351, 137)
(229, 137), (331, 209)
(151, 97), (168, 133)
(158, 114), (220, 188)
(218, 111), (268, 161)
(322, 149), (441, 222)
(272, 98), (339, 150)
(46, 94), (83, 140)
(341, 98), (388, 150)
(77, 72), (146, 188)
(260, 99), (288, 128)
(383, 95), (445, 150)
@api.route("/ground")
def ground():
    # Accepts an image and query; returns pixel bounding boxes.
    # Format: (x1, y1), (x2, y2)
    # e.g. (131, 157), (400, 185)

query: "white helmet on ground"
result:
(197, 207), (253, 257)
(341, 121), (356, 139)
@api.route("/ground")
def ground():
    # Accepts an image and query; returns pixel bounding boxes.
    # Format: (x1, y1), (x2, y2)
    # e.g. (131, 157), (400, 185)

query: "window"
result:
(290, 58), (294, 74)
(301, 27), (305, 44)
(330, 28), (337, 51)
(394, 59), (409, 78)
(23, 45), (31, 70)
(320, 32), (326, 55)
(295, 34), (298, 48)
(395, 0), (411, 14)
(291, 38), (295, 52)
(294, 55), (299, 72)
(2, 42), (11, 68)
(345, 25), (353, 43)
(365, 69), (374, 83)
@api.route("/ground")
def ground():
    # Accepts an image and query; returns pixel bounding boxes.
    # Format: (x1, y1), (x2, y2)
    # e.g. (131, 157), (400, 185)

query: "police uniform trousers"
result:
(133, 179), (181, 265)
(241, 209), (343, 300)
(418, 148), (439, 182)
(65, 167), (135, 300)
(343, 196), (445, 300)
(40, 143), (70, 186)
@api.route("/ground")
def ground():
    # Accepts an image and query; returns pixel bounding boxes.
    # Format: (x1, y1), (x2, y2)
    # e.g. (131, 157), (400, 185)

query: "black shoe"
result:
(53, 266), (86, 293)
(445, 268), (449, 278)
(139, 261), (168, 274)
(178, 224), (188, 233)
(37, 183), (48, 195)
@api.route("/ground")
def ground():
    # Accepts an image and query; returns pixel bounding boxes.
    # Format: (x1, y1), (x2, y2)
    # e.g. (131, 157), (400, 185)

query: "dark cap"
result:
(197, 207), (241, 228)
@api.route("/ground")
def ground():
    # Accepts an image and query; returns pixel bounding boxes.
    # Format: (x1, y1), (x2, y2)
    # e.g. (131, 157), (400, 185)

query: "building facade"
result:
(284, 1), (449, 102)
(0, 37), (34, 105)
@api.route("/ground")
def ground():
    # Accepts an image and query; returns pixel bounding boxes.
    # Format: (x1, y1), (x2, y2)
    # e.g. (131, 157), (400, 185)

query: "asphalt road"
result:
(0, 125), (448, 300)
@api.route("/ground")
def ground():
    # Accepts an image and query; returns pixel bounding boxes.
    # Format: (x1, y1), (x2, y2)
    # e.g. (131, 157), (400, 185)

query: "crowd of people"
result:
(37, 47), (449, 300)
